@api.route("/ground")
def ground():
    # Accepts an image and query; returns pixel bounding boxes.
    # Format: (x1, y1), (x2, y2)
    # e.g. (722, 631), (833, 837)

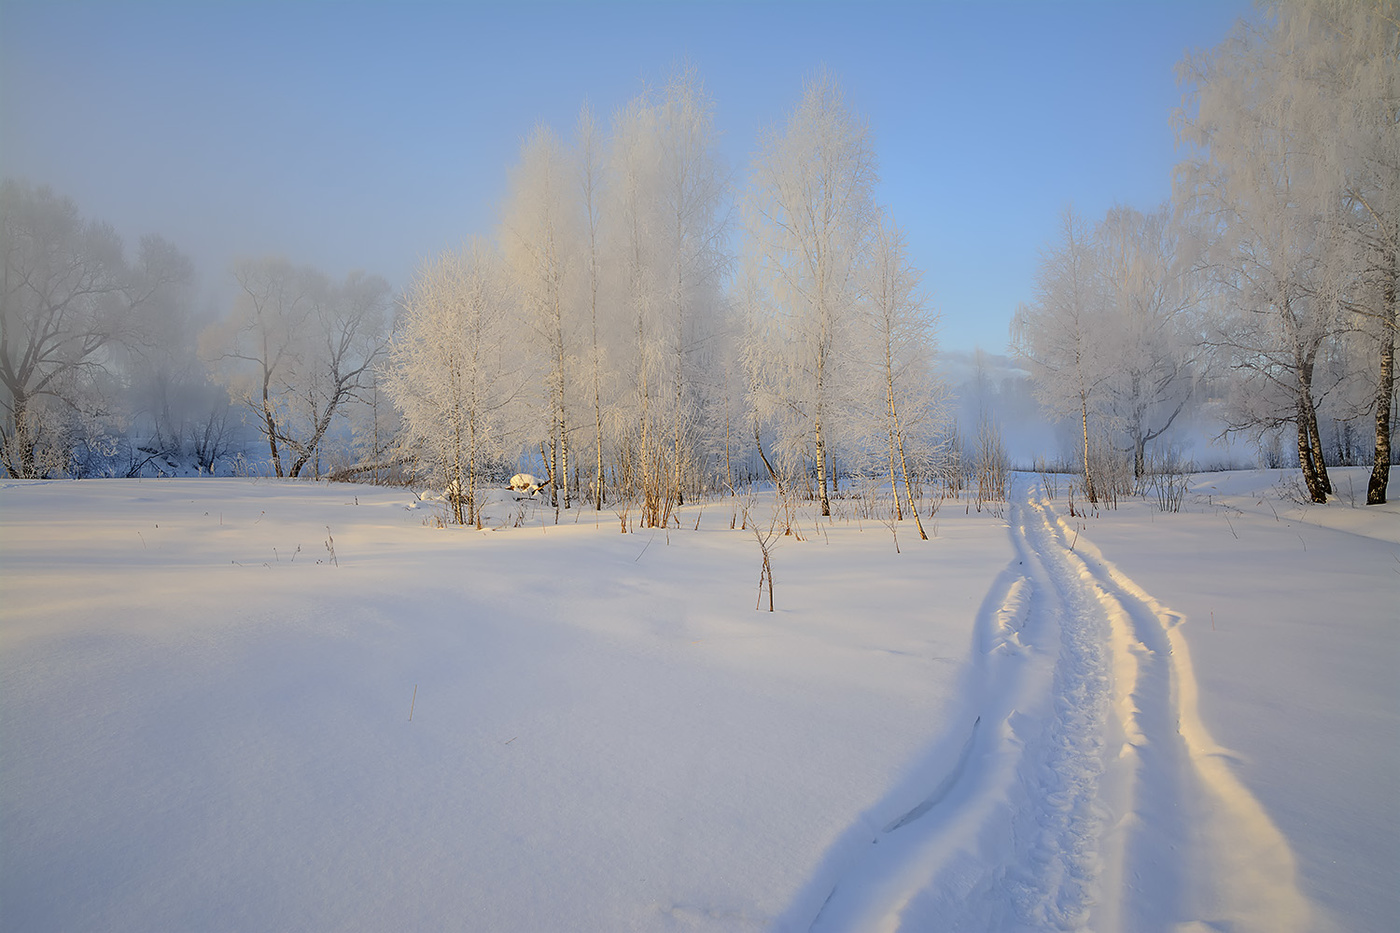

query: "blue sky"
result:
(1, 0), (1255, 353)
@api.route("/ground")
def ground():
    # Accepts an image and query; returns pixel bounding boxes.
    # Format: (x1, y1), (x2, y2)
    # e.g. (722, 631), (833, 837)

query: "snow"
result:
(1, 470), (1395, 931)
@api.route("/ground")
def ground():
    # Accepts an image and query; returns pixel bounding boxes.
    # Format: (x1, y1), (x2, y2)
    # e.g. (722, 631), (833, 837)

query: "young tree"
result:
(860, 213), (944, 538)
(1012, 209), (1109, 503)
(1, 180), (191, 477)
(575, 103), (612, 510)
(654, 66), (730, 509)
(743, 70), (878, 517)
(381, 242), (531, 526)
(502, 126), (575, 509)
(607, 92), (668, 522)
(1094, 205), (1200, 479)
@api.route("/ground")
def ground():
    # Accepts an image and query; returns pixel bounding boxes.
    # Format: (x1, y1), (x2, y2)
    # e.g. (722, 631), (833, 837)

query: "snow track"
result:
(803, 477), (1320, 932)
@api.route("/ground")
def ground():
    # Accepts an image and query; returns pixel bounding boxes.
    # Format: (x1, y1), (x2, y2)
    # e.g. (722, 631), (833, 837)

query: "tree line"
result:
(384, 68), (947, 527)
(4, 0), (1392, 513)
(1, 68), (948, 530)
(1013, 0), (1396, 505)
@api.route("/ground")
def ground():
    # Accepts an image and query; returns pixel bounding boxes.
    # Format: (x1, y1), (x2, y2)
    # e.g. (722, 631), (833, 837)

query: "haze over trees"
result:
(199, 257), (391, 480)
(0, 180), (193, 478)
(2, 0), (1392, 514)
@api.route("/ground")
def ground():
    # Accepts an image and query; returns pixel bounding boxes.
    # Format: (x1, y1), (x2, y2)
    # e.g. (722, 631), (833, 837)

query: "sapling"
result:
(880, 501), (901, 554)
(749, 509), (778, 612)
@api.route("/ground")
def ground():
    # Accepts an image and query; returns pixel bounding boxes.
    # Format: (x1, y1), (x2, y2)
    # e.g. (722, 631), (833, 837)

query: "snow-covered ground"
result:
(1, 470), (1395, 931)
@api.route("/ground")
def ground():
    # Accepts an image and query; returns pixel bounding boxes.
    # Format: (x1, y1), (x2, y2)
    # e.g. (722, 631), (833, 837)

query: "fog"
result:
(2, 0), (1391, 505)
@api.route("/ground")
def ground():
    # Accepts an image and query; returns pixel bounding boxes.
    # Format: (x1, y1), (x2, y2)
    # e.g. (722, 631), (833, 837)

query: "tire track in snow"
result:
(804, 479), (1111, 931)
(987, 481), (1113, 931)
(802, 477), (1320, 933)
(1044, 496), (1323, 933)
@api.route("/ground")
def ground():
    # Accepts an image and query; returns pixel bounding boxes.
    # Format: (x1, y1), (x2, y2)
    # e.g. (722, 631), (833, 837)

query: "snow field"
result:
(1080, 468), (1400, 933)
(0, 478), (1007, 932)
(1, 469), (1394, 932)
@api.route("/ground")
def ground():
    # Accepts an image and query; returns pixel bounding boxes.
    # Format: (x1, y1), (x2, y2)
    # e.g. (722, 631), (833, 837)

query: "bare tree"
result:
(1094, 205), (1200, 479)
(655, 65), (730, 509)
(201, 257), (389, 478)
(608, 92), (668, 524)
(1287, 0), (1399, 504)
(1, 180), (191, 477)
(575, 103), (611, 511)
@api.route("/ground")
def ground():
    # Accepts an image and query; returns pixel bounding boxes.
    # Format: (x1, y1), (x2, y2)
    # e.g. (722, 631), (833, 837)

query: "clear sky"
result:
(0, 0), (1255, 353)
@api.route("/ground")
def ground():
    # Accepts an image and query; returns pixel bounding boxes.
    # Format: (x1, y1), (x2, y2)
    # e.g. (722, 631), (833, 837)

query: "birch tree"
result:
(575, 103), (612, 510)
(382, 243), (528, 526)
(1012, 209), (1108, 503)
(1094, 205), (1200, 478)
(655, 66), (729, 509)
(608, 93), (668, 522)
(1289, 0), (1399, 504)
(743, 70), (877, 517)
(1172, 0), (1391, 503)
(861, 214), (944, 538)
(502, 126), (575, 509)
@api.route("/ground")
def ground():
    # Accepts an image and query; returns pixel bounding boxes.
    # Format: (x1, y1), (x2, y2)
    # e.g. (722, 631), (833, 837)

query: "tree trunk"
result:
(1295, 359), (1330, 503)
(9, 391), (36, 478)
(887, 430), (902, 521)
(754, 423), (782, 494)
(1296, 396), (1328, 504)
(1368, 270), (1395, 505)
(814, 347), (830, 517)
(450, 392), (466, 525)
(891, 407), (927, 540)
(262, 370), (284, 478)
(1304, 399), (1332, 496)
(1080, 393), (1097, 504)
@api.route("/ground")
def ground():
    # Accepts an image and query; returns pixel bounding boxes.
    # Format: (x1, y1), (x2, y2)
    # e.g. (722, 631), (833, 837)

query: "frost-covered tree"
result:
(502, 126), (575, 509)
(382, 243), (531, 526)
(1012, 209), (1109, 503)
(654, 66), (729, 510)
(606, 91), (669, 520)
(859, 213), (945, 537)
(1285, 0), (1398, 504)
(1094, 205), (1200, 478)
(201, 257), (390, 479)
(574, 103), (612, 510)
(743, 70), (878, 517)
(1172, 0), (1397, 502)
(1, 180), (192, 477)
